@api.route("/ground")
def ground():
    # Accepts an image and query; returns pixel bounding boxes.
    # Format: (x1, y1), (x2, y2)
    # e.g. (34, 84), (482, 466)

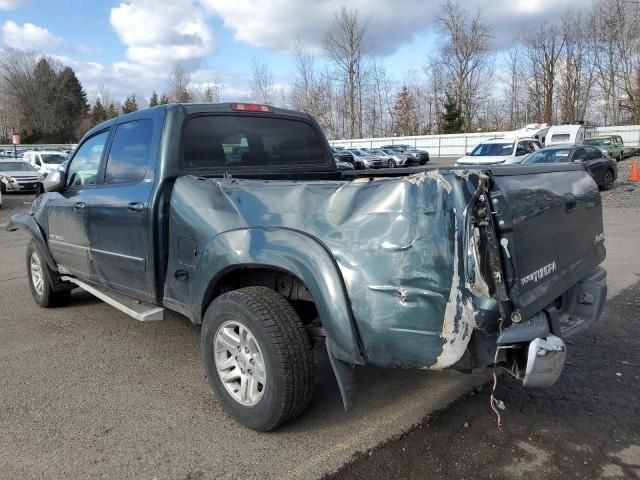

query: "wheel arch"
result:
(192, 228), (365, 365)
(7, 212), (57, 270)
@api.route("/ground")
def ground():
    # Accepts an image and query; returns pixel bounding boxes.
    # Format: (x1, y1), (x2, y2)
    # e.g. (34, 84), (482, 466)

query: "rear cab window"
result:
(181, 114), (330, 172)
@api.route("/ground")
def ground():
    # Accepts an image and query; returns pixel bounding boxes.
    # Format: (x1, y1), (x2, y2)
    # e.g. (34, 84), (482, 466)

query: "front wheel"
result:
(201, 286), (314, 431)
(387, 159), (396, 168)
(26, 240), (71, 307)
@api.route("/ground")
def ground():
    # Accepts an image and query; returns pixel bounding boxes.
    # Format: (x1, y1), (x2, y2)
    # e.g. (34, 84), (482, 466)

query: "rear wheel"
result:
(201, 286), (314, 431)
(26, 240), (71, 307)
(602, 169), (615, 190)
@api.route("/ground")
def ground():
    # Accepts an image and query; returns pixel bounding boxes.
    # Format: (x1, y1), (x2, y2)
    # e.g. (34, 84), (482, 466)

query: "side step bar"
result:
(61, 276), (165, 321)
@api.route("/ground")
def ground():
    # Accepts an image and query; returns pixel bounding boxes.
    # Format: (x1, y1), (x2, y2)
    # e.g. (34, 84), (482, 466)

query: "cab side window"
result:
(104, 119), (153, 184)
(67, 130), (110, 187)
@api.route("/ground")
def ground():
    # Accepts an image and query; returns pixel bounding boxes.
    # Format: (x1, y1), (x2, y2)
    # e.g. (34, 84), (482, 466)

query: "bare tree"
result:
(590, 0), (624, 124)
(166, 64), (192, 103)
(323, 6), (369, 138)
(249, 56), (276, 105)
(522, 23), (567, 124)
(434, 0), (493, 132)
(557, 12), (596, 122)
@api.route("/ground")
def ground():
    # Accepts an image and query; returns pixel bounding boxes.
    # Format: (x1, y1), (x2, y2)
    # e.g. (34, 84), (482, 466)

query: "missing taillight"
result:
(231, 103), (274, 113)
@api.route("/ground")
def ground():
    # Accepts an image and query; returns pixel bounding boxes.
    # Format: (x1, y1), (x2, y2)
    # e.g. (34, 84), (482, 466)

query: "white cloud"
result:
(0, 0), (28, 10)
(110, 0), (214, 68)
(2, 21), (63, 50)
(202, 0), (596, 54)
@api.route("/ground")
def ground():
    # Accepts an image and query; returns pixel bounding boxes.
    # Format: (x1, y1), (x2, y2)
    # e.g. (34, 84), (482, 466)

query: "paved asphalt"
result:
(1, 159), (637, 480)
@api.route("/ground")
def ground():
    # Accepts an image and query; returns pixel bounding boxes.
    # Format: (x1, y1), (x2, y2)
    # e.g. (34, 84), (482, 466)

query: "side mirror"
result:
(43, 169), (66, 192)
(466, 151), (471, 156)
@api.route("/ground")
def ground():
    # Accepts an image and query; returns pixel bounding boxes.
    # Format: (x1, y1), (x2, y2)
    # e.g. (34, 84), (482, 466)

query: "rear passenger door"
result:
(86, 118), (159, 300)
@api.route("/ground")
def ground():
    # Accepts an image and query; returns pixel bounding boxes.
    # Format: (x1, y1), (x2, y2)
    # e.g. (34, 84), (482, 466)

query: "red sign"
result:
(11, 134), (20, 145)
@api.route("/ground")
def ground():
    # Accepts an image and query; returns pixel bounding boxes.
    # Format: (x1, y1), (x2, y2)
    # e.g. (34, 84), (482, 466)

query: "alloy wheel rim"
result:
(605, 172), (613, 187)
(30, 251), (44, 296)
(214, 320), (267, 406)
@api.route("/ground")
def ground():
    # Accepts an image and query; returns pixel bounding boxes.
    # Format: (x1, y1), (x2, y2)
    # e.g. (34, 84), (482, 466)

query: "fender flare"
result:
(7, 212), (58, 271)
(192, 227), (365, 365)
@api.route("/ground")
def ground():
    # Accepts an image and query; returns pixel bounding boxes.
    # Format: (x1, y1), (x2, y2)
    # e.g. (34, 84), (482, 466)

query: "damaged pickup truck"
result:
(8, 103), (607, 431)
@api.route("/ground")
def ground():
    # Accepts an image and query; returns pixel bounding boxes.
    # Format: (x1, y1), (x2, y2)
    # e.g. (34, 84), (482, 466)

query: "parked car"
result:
(335, 158), (355, 170)
(456, 138), (541, 165)
(381, 144), (430, 164)
(345, 148), (384, 169)
(368, 148), (414, 167)
(521, 145), (617, 190)
(583, 135), (625, 161)
(0, 160), (44, 193)
(545, 123), (596, 146)
(23, 150), (68, 175)
(9, 103), (607, 432)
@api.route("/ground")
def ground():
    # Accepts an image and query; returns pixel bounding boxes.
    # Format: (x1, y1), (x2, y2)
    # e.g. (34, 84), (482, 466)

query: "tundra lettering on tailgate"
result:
(520, 261), (557, 287)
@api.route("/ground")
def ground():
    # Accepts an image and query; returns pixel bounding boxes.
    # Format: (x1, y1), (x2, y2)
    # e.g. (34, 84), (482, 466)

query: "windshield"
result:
(584, 138), (610, 146)
(348, 150), (364, 156)
(522, 149), (572, 164)
(41, 154), (67, 164)
(383, 149), (397, 155)
(469, 143), (514, 156)
(0, 161), (36, 172)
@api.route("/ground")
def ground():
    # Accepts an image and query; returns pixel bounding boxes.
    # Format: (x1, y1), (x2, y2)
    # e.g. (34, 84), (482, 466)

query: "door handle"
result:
(73, 201), (86, 210)
(127, 202), (144, 213)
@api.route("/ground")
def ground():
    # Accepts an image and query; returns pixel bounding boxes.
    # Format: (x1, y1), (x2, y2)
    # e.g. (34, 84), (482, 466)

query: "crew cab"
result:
(9, 103), (607, 431)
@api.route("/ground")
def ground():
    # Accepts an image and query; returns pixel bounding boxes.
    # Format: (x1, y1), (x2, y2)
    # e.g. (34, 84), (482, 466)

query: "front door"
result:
(86, 118), (156, 300)
(47, 130), (111, 276)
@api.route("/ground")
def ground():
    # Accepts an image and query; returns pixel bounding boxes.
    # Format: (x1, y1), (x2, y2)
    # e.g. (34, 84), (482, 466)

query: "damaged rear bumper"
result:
(491, 267), (607, 388)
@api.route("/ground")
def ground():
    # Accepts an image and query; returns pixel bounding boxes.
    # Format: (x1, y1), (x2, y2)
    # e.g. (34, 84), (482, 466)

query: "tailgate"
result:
(487, 163), (606, 320)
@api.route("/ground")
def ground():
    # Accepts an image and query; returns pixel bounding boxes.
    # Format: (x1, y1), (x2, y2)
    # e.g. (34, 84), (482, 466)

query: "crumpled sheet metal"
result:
(170, 169), (485, 369)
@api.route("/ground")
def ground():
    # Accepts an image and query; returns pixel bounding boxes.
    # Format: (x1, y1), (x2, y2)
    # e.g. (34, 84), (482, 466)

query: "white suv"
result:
(23, 150), (68, 174)
(456, 138), (541, 165)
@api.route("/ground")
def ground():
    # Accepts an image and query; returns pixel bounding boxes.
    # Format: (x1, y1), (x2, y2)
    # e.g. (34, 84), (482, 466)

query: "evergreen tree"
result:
(393, 86), (417, 136)
(159, 94), (170, 105)
(149, 91), (159, 107)
(106, 102), (119, 119)
(57, 67), (89, 139)
(122, 94), (139, 114)
(440, 92), (463, 134)
(90, 98), (107, 127)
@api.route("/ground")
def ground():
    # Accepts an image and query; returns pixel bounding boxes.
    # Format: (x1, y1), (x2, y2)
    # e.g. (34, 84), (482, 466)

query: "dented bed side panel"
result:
(165, 170), (484, 369)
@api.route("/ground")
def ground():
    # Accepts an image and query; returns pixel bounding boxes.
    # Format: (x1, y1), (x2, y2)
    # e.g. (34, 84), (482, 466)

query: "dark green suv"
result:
(584, 135), (625, 161)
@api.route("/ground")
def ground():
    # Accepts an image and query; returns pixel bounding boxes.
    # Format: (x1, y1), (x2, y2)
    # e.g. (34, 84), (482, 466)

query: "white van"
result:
(23, 150), (68, 174)
(545, 124), (596, 146)
(507, 123), (550, 145)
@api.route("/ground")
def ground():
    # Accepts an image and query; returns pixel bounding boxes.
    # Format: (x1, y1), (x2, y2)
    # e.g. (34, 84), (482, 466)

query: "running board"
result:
(61, 276), (164, 321)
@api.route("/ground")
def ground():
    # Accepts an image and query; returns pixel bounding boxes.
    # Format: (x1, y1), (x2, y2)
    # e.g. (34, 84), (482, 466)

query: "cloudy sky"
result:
(0, 0), (593, 102)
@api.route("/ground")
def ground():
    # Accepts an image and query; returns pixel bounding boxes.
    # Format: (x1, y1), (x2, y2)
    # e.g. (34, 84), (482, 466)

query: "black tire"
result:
(0, 182), (6, 194)
(26, 240), (71, 307)
(201, 286), (314, 431)
(602, 169), (615, 190)
(387, 159), (396, 168)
